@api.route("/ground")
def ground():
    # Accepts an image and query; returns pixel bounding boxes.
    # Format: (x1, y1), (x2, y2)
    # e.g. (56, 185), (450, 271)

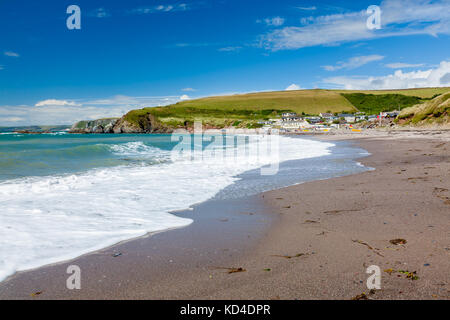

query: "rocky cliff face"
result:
(112, 118), (144, 133)
(112, 113), (155, 133)
(69, 118), (119, 133)
(69, 113), (174, 134)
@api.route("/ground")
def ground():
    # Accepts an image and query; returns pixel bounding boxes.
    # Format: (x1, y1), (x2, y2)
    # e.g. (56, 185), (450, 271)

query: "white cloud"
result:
(180, 94), (190, 100)
(4, 51), (19, 57)
(218, 46), (242, 52)
(85, 95), (183, 107)
(0, 105), (125, 127)
(323, 60), (450, 90)
(285, 84), (301, 91)
(92, 8), (110, 18)
(131, 4), (189, 14)
(0, 95), (185, 126)
(2, 117), (24, 122)
(258, 16), (285, 27)
(385, 62), (425, 69)
(296, 6), (317, 11)
(156, 5), (174, 12)
(182, 88), (196, 92)
(323, 55), (385, 71)
(441, 72), (450, 84)
(261, 0), (450, 50)
(173, 42), (210, 48)
(35, 99), (81, 107)
(299, 16), (315, 25)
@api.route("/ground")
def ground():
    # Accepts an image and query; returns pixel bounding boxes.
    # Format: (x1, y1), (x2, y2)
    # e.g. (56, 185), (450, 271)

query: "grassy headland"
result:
(171, 89), (356, 114)
(397, 92), (450, 126)
(123, 89), (357, 129)
(120, 87), (449, 130)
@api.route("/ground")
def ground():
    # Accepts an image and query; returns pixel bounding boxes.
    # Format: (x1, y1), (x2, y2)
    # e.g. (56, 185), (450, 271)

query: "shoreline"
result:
(0, 194), (277, 299)
(0, 133), (344, 285)
(0, 132), (449, 299)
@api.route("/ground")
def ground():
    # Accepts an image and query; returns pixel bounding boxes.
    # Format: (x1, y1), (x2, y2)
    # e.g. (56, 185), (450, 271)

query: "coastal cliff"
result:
(69, 88), (450, 134)
(69, 112), (175, 134)
(70, 118), (119, 133)
(113, 113), (173, 133)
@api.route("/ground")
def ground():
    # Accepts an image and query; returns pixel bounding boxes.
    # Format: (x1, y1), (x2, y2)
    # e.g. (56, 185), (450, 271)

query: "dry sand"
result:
(0, 132), (449, 300)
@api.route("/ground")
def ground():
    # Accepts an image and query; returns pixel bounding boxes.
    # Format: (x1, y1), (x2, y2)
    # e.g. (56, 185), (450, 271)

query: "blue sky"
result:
(0, 0), (449, 125)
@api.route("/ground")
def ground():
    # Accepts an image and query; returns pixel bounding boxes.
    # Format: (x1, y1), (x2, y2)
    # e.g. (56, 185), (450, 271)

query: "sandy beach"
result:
(0, 131), (449, 300)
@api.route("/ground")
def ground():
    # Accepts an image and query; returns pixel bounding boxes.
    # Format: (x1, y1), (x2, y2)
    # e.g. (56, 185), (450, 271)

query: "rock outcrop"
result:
(69, 118), (119, 134)
(112, 117), (149, 133)
(70, 106), (239, 134)
(69, 113), (172, 134)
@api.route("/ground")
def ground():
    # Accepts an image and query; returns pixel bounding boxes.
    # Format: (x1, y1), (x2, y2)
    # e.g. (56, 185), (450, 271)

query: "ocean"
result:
(0, 132), (369, 282)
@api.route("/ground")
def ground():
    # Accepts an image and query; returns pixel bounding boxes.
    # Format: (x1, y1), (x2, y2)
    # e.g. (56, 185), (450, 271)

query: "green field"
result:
(123, 89), (358, 129)
(170, 89), (357, 114)
(334, 87), (450, 98)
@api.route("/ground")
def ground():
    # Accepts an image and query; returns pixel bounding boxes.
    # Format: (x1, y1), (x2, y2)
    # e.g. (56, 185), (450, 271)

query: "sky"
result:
(0, 0), (449, 126)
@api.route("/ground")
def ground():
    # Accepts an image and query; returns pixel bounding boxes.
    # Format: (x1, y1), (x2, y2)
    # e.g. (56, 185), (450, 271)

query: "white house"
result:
(282, 112), (297, 118)
(269, 118), (282, 125)
(319, 113), (333, 118)
(281, 120), (310, 130)
(339, 114), (356, 123)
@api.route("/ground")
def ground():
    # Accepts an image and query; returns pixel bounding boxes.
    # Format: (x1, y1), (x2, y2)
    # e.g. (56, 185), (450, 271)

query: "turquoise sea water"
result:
(0, 133), (180, 181)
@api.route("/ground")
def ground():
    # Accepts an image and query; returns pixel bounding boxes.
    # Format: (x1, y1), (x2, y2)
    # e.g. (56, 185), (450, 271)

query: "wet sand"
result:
(0, 196), (276, 299)
(1, 133), (449, 300)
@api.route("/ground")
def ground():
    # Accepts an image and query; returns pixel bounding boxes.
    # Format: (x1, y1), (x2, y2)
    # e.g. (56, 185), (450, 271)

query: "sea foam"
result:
(0, 135), (333, 282)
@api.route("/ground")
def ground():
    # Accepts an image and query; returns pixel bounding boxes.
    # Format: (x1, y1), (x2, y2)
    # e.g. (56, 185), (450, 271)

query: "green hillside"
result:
(341, 87), (450, 115)
(334, 87), (449, 98)
(398, 92), (450, 125)
(123, 89), (358, 129)
(341, 93), (425, 114)
(121, 87), (450, 129)
(171, 89), (357, 114)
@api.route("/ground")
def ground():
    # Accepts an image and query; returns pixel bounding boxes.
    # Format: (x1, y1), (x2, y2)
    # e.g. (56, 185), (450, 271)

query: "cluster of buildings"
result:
(258, 110), (400, 133)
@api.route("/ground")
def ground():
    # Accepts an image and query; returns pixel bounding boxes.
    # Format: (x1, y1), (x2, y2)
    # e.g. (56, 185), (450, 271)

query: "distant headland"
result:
(68, 87), (450, 134)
